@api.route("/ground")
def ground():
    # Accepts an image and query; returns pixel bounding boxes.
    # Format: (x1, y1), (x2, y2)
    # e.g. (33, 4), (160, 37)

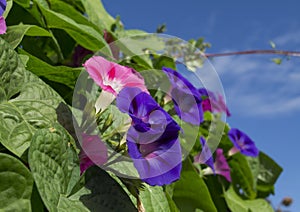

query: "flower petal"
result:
(0, 0), (6, 16)
(194, 137), (215, 172)
(127, 135), (182, 186)
(0, 16), (6, 35)
(162, 67), (203, 125)
(228, 128), (259, 157)
(79, 134), (108, 174)
(215, 148), (231, 182)
(117, 87), (182, 185)
(198, 88), (231, 116)
(83, 56), (148, 95)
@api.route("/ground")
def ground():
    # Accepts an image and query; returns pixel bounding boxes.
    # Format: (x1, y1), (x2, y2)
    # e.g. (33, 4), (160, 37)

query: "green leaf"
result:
(28, 123), (80, 212)
(18, 49), (81, 89)
(139, 185), (170, 212)
(37, 2), (110, 53)
(229, 153), (257, 199)
(68, 166), (137, 211)
(257, 152), (282, 185)
(165, 191), (180, 212)
(153, 55), (176, 70)
(0, 37), (63, 157)
(57, 196), (89, 212)
(81, 0), (115, 30)
(0, 153), (33, 211)
(172, 158), (217, 212)
(116, 34), (165, 68)
(246, 156), (260, 190)
(48, 0), (97, 30)
(204, 176), (229, 212)
(224, 186), (274, 212)
(13, 0), (30, 8)
(1, 24), (52, 49)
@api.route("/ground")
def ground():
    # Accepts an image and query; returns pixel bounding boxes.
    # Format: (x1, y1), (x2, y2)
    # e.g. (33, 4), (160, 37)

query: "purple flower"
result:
(0, 0), (6, 35)
(228, 128), (259, 157)
(116, 87), (182, 186)
(0, 0), (6, 15)
(162, 67), (203, 125)
(198, 88), (231, 117)
(214, 148), (231, 182)
(194, 137), (215, 172)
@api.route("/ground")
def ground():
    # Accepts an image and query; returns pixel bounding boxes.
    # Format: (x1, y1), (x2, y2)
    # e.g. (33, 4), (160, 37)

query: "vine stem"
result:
(204, 49), (300, 58)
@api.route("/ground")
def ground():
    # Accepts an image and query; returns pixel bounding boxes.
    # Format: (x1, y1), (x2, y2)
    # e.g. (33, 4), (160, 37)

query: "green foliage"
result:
(0, 0), (283, 211)
(139, 185), (171, 212)
(68, 166), (137, 211)
(2, 24), (52, 49)
(37, 3), (108, 52)
(172, 158), (217, 212)
(256, 152), (282, 198)
(0, 153), (33, 211)
(18, 49), (81, 89)
(0, 37), (63, 157)
(28, 123), (80, 211)
(81, 0), (115, 30)
(224, 186), (274, 212)
(229, 153), (257, 199)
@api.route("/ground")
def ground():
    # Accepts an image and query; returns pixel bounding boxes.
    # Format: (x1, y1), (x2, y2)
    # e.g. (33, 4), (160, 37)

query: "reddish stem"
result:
(204, 49), (300, 58)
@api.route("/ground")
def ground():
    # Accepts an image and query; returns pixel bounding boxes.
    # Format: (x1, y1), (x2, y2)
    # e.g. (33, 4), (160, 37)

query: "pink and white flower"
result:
(83, 56), (148, 96)
(83, 56), (148, 112)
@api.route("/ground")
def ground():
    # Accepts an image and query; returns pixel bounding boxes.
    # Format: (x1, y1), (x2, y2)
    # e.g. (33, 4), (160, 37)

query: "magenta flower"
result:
(194, 137), (214, 172)
(202, 148), (231, 182)
(116, 87), (182, 186)
(0, 0), (6, 34)
(198, 88), (231, 117)
(83, 56), (148, 96)
(79, 133), (108, 174)
(228, 128), (259, 157)
(214, 148), (231, 182)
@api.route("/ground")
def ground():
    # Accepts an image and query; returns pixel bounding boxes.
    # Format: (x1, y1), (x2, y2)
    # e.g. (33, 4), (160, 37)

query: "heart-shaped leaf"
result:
(0, 37), (63, 157)
(28, 123), (80, 212)
(0, 153), (33, 211)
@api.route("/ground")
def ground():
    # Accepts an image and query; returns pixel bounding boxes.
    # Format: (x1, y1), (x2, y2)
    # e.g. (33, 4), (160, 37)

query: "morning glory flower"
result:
(202, 148), (231, 182)
(0, 0), (6, 16)
(198, 88), (231, 117)
(79, 133), (108, 174)
(116, 87), (182, 186)
(228, 128), (259, 157)
(0, 0), (6, 34)
(194, 137), (214, 172)
(83, 56), (148, 96)
(214, 148), (231, 182)
(83, 56), (148, 112)
(162, 67), (203, 125)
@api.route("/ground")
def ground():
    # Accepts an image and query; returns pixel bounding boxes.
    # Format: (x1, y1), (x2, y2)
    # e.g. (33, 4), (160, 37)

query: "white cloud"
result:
(273, 30), (300, 47)
(211, 54), (300, 117)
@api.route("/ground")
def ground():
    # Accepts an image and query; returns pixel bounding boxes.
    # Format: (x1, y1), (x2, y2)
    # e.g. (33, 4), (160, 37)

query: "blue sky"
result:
(103, 1), (300, 210)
